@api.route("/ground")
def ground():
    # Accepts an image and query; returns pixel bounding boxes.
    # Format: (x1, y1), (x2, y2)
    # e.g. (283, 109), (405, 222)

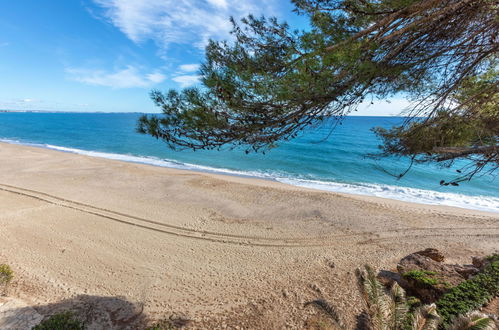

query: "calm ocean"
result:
(0, 112), (497, 212)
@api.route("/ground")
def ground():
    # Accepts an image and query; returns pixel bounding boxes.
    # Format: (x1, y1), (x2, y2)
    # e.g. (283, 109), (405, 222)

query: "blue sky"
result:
(0, 0), (407, 115)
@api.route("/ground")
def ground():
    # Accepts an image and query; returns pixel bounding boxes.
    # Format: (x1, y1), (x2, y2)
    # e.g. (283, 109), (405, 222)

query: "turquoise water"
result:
(0, 112), (497, 212)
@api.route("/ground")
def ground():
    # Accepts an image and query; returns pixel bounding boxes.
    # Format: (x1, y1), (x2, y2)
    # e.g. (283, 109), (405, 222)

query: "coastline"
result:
(0, 142), (498, 327)
(1, 139), (498, 214)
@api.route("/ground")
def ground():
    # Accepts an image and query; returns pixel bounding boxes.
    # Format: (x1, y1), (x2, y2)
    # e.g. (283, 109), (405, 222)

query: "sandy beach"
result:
(0, 141), (497, 328)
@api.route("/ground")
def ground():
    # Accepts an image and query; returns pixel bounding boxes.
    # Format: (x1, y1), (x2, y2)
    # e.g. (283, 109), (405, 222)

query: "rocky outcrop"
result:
(414, 248), (445, 262)
(472, 255), (495, 272)
(0, 297), (43, 330)
(396, 249), (480, 303)
(33, 295), (145, 329)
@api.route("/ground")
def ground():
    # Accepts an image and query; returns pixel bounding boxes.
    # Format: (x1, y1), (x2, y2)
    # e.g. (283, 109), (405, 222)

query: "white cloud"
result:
(171, 63), (202, 87)
(146, 72), (167, 83)
(352, 98), (411, 116)
(178, 63), (200, 73)
(207, 0), (228, 9)
(172, 74), (201, 88)
(66, 65), (166, 88)
(92, 0), (278, 50)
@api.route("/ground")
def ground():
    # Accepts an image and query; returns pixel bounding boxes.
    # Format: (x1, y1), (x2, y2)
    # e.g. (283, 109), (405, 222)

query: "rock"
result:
(33, 295), (145, 329)
(397, 252), (474, 303)
(377, 270), (404, 287)
(472, 256), (485, 269)
(282, 289), (289, 298)
(0, 297), (43, 330)
(471, 256), (494, 272)
(453, 264), (480, 279)
(415, 248), (445, 262)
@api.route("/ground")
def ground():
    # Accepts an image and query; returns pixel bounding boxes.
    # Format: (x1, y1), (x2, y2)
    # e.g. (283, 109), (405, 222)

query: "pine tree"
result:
(138, 0), (498, 183)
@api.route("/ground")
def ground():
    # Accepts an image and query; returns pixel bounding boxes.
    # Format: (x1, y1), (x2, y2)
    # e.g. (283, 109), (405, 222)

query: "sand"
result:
(0, 142), (497, 328)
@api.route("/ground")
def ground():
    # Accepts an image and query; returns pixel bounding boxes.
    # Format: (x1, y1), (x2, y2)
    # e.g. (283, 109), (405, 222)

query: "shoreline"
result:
(0, 141), (498, 327)
(1, 139), (497, 214)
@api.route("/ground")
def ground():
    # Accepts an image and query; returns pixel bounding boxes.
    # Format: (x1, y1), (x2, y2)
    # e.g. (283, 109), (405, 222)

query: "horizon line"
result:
(0, 109), (403, 117)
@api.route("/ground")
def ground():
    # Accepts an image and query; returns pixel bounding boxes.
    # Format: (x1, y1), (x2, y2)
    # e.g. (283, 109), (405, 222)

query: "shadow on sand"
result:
(3, 294), (149, 329)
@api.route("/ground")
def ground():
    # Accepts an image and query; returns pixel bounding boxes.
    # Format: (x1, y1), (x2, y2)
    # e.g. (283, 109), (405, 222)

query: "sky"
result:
(0, 0), (408, 115)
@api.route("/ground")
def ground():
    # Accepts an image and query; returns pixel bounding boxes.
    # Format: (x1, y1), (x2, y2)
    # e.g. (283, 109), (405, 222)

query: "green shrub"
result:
(32, 311), (84, 330)
(357, 265), (441, 330)
(448, 311), (496, 330)
(315, 263), (498, 330)
(403, 270), (438, 286)
(0, 264), (14, 286)
(436, 254), (499, 327)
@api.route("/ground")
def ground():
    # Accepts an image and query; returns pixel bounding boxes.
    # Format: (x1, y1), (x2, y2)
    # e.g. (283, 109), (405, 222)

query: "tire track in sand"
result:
(1, 183), (497, 248)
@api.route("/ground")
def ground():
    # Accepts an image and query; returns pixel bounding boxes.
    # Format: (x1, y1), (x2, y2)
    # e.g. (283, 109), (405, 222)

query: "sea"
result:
(0, 112), (497, 213)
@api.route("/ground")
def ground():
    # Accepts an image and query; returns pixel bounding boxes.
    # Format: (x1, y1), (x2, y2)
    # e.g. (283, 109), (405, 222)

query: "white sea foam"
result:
(2, 139), (498, 213)
(276, 178), (499, 213)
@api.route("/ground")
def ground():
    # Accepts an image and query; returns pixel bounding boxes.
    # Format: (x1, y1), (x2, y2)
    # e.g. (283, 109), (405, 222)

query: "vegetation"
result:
(0, 264), (13, 286)
(436, 255), (499, 327)
(32, 311), (84, 330)
(138, 0), (498, 184)
(448, 311), (496, 330)
(0, 263), (13, 295)
(309, 263), (497, 329)
(305, 299), (344, 329)
(358, 265), (441, 330)
(403, 270), (438, 286)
